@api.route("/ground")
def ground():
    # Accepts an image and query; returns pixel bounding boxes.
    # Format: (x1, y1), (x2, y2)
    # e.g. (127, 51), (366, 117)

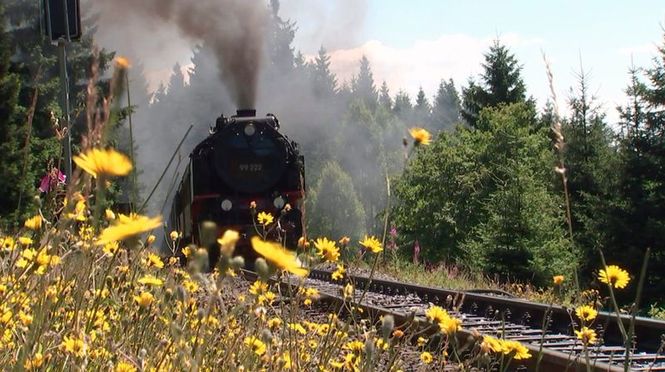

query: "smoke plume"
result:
(98, 0), (267, 108)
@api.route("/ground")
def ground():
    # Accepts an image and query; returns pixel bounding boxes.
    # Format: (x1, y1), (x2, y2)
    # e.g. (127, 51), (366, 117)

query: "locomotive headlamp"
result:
(221, 199), (233, 211)
(244, 123), (256, 136)
(273, 196), (286, 209)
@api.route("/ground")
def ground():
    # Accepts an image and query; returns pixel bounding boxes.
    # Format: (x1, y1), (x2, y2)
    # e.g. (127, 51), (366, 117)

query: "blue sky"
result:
(282, 0), (665, 123)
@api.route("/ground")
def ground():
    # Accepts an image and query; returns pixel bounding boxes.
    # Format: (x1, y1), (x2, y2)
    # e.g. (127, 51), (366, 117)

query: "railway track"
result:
(242, 268), (665, 371)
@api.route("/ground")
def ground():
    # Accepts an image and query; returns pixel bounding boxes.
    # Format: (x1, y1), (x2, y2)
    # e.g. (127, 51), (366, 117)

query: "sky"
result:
(280, 0), (665, 123)
(95, 0), (665, 124)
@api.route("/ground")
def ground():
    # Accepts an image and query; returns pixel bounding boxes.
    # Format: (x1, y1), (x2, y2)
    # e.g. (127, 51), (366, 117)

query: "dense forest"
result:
(1, 1), (665, 309)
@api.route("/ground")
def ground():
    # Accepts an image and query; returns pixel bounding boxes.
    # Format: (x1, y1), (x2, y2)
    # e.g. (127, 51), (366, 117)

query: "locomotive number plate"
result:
(238, 163), (263, 172)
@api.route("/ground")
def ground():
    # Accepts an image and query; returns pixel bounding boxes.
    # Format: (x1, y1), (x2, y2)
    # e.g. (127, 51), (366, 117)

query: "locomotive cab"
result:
(169, 110), (305, 269)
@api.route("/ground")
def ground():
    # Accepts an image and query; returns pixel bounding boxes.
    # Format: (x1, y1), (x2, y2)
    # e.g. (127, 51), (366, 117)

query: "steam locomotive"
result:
(169, 109), (305, 266)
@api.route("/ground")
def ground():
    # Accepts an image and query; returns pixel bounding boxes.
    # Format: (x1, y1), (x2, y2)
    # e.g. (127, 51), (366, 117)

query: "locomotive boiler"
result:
(169, 109), (305, 266)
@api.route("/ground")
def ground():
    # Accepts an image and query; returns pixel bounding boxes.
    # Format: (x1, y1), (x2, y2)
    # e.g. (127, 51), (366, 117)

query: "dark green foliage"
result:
(311, 47), (337, 99)
(0, 0), (116, 226)
(393, 90), (412, 121)
(307, 161), (366, 242)
(561, 70), (619, 278)
(461, 41), (527, 128)
(0, 4), (32, 227)
(413, 86), (431, 128)
(606, 40), (665, 303)
(394, 103), (575, 283)
(430, 79), (461, 132)
(352, 56), (378, 111)
(378, 81), (392, 111)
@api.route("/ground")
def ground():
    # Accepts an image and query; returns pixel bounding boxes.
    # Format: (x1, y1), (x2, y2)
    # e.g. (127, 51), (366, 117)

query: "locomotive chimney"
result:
(236, 109), (256, 117)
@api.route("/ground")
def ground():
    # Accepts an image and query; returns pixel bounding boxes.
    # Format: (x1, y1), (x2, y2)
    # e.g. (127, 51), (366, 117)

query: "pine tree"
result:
(607, 41), (665, 303)
(461, 40), (527, 128)
(308, 161), (366, 242)
(311, 46), (337, 98)
(413, 86), (431, 127)
(267, 0), (296, 74)
(0, 4), (31, 226)
(430, 79), (461, 132)
(352, 56), (378, 111)
(1, 0), (116, 224)
(378, 81), (392, 111)
(393, 90), (412, 121)
(562, 68), (618, 278)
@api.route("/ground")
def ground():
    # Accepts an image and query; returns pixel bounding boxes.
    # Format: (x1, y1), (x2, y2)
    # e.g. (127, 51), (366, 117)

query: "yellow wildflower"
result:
(257, 211), (274, 226)
(73, 148), (132, 178)
(249, 280), (268, 295)
(481, 335), (501, 353)
(244, 336), (266, 356)
(217, 230), (240, 257)
(502, 340), (531, 359)
(114, 56), (132, 69)
(417, 337), (428, 347)
(146, 234), (156, 245)
(339, 236), (350, 246)
(288, 322), (307, 335)
(314, 237), (340, 262)
(103, 241), (119, 257)
(23, 352), (44, 370)
(138, 275), (164, 286)
(105, 209), (116, 220)
(60, 335), (87, 357)
(251, 237), (308, 277)
(297, 236), (307, 248)
(169, 231), (180, 241)
(24, 215), (42, 230)
(553, 275), (564, 285)
(409, 127), (432, 146)
(1, 236), (15, 251)
(332, 264), (345, 281)
(359, 235), (383, 253)
(598, 265), (630, 289)
(134, 292), (155, 307)
(575, 305), (598, 322)
(439, 316), (462, 335)
(267, 317), (283, 329)
(344, 340), (364, 352)
(144, 253), (165, 269)
(575, 326), (597, 345)
(343, 283), (354, 299)
(115, 361), (137, 372)
(97, 213), (162, 245)
(19, 311), (33, 326)
(420, 351), (433, 364)
(18, 236), (33, 246)
(425, 305), (450, 324)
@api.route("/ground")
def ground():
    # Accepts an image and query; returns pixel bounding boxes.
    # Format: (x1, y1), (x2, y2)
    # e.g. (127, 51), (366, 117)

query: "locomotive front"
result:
(170, 109), (305, 266)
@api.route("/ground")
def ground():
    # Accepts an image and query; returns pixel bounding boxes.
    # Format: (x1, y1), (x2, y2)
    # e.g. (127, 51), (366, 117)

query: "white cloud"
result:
(317, 33), (544, 102)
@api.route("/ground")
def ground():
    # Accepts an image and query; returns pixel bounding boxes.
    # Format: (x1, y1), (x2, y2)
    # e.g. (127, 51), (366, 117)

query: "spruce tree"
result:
(352, 56), (378, 111)
(0, 4), (30, 226)
(393, 90), (412, 121)
(430, 79), (461, 132)
(562, 69), (618, 278)
(267, 0), (296, 74)
(608, 41), (665, 303)
(1, 0), (116, 224)
(413, 86), (431, 127)
(308, 161), (367, 242)
(461, 40), (527, 128)
(378, 81), (392, 111)
(312, 46), (337, 99)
